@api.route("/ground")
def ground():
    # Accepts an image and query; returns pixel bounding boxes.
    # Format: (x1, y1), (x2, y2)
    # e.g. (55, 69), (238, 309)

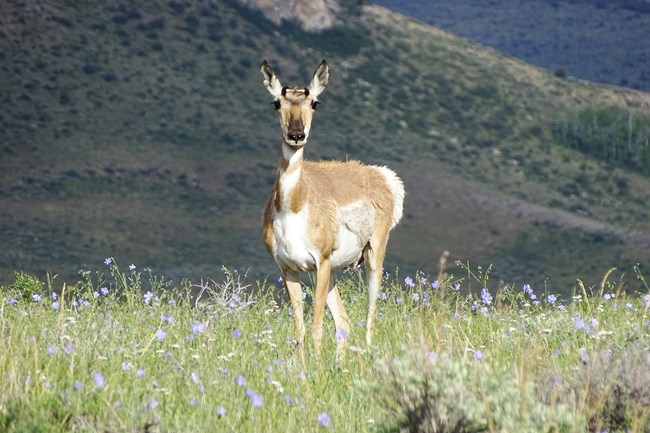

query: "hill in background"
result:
(371, 0), (650, 92)
(1, 0), (649, 294)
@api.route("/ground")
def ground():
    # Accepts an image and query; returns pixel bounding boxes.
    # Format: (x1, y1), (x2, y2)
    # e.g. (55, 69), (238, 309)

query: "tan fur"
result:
(260, 60), (404, 361)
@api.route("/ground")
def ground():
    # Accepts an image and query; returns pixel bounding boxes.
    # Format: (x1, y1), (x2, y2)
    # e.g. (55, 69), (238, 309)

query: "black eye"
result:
(311, 100), (320, 110)
(273, 100), (281, 110)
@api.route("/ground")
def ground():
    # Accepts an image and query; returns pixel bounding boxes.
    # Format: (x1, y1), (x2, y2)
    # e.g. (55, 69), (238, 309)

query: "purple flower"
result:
(155, 328), (167, 342)
(161, 314), (175, 324)
(92, 371), (106, 389)
(411, 292), (420, 302)
(317, 412), (331, 428)
(143, 292), (154, 306)
(217, 406), (226, 417)
(136, 368), (146, 378)
(191, 372), (200, 384)
(64, 344), (73, 356)
(232, 328), (241, 338)
(547, 294), (557, 304)
(129, 264), (136, 271)
(52, 301), (60, 311)
(578, 348), (589, 364)
(191, 321), (206, 334)
(431, 280), (440, 289)
(474, 350), (484, 361)
(32, 294), (42, 302)
(146, 398), (158, 411)
(122, 361), (133, 371)
(480, 288), (492, 305)
(335, 328), (348, 342)
(100, 287), (109, 296)
(378, 292), (387, 301)
(404, 276), (415, 288)
(603, 293), (615, 301)
(104, 257), (112, 265)
(236, 374), (246, 387)
(47, 344), (58, 355)
(93, 291), (100, 299)
(522, 284), (533, 295)
(453, 283), (461, 291)
(247, 390), (263, 408)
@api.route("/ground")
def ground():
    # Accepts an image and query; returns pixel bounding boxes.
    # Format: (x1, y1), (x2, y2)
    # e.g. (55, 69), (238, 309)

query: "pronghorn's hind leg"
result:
(283, 270), (306, 363)
(325, 272), (351, 361)
(363, 224), (391, 347)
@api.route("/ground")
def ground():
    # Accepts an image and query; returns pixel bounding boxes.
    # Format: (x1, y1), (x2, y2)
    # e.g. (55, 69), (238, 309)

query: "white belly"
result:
(270, 200), (375, 272)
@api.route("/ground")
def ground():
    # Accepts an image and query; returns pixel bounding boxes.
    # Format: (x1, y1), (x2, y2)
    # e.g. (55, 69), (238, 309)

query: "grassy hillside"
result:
(1, 0), (650, 294)
(372, 0), (650, 92)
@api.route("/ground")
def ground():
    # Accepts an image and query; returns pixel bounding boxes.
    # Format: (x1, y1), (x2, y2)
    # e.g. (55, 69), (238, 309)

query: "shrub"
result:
(368, 350), (584, 433)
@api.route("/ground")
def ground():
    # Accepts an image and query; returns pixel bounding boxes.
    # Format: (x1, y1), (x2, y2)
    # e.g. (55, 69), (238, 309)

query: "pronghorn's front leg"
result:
(311, 257), (332, 359)
(325, 272), (351, 360)
(283, 270), (306, 363)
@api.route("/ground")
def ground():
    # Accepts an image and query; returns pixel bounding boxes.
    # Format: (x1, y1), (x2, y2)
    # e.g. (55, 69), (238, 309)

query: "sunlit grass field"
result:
(1, 259), (649, 432)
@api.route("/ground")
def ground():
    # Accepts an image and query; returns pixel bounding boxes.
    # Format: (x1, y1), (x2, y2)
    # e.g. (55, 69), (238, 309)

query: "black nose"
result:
(287, 132), (305, 142)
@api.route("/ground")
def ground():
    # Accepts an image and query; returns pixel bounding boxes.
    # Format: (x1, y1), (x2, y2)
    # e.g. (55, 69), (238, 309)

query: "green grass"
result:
(1, 261), (649, 432)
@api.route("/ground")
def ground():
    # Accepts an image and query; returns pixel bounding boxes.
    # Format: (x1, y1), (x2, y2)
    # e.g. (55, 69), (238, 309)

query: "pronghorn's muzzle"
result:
(287, 118), (305, 144)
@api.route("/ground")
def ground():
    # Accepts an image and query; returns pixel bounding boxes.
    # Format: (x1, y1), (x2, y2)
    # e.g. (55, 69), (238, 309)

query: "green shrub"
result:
(369, 350), (584, 433)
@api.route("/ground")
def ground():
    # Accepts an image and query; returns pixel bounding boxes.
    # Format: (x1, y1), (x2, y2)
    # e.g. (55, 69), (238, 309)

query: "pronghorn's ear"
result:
(308, 59), (329, 97)
(261, 60), (283, 98)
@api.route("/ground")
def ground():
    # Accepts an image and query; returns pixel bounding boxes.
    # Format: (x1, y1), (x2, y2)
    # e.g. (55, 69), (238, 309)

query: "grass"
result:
(1, 259), (649, 432)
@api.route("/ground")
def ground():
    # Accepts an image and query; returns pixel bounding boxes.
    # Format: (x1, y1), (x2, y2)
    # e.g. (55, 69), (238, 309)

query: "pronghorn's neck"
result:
(275, 142), (305, 212)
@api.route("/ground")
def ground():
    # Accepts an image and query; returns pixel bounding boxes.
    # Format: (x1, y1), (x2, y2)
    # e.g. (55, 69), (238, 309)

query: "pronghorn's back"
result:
(260, 59), (405, 360)
(301, 160), (404, 229)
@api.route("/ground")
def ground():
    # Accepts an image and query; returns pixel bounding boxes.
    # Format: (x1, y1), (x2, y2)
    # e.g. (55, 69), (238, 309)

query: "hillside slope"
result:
(1, 0), (649, 293)
(372, 0), (650, 92)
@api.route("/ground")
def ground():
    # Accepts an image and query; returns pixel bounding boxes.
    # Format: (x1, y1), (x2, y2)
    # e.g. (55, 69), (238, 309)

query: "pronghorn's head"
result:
(261, 60), (329, 148)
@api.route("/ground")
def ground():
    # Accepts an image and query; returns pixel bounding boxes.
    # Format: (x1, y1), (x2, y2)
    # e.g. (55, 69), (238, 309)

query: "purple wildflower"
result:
(232, 328), (241, 338)
(474, 350), (484, 361)
(191, 321), (206, 334)
(143, 292), (154, 306)
(335, 328), (348, 342)
(52, 301), (60, 311)
(318, 412), (332, 428)
(522, 284), (533, 295)
(129, 264), (136, 271)
(404, 276), (415, 288)
(32, 294), (42, 302)
(480, 288), (492, 305)
(155, 328), (167, 342)
(236, 374), (246, 387)
(217, 406), (226, 417)
(92, 371), (106, 389)
(100, 287), (109, 296)
(104, 257), (112, 265)
(136, 368), (146, 378)
(547, 294), (557, 304)
(578, 348), (589, 365)
(431, 280), (440, 289)
(47, 345), (58, 355)
(122, 361), (133, 371)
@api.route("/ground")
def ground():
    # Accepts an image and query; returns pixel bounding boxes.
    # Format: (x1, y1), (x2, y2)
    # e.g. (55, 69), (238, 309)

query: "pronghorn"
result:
(260, 59), (404, 360)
